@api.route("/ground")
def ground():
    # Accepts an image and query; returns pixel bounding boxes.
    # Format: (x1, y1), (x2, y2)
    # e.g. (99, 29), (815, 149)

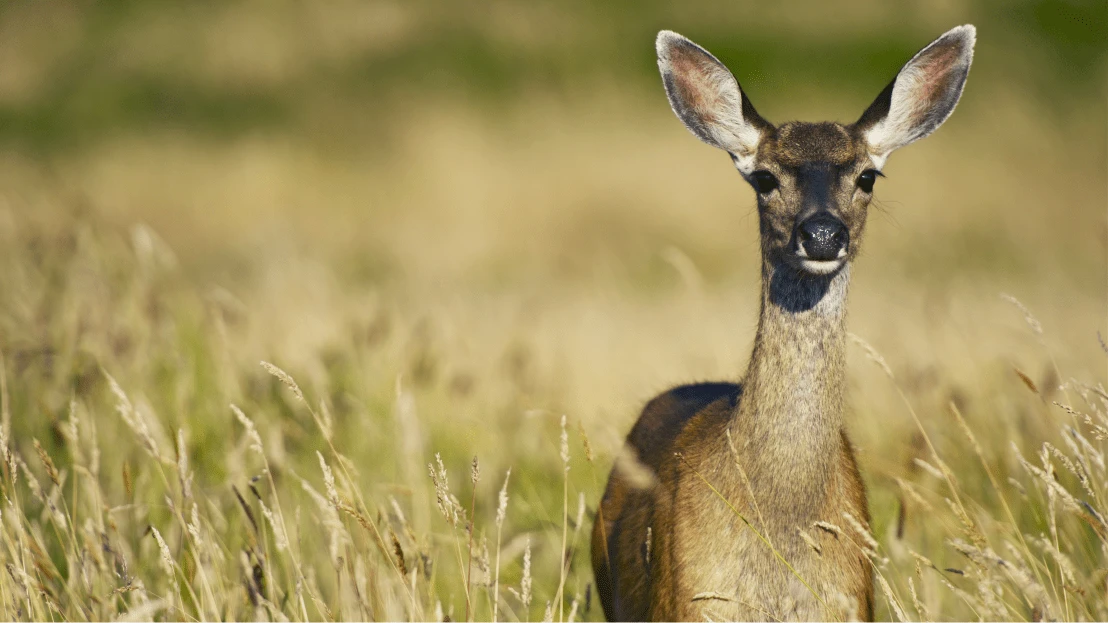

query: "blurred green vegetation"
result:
(0, 0), (1102, 154)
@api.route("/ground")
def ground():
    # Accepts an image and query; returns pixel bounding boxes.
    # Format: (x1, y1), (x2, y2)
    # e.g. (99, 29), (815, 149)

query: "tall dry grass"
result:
(0, 197), (1105, 621)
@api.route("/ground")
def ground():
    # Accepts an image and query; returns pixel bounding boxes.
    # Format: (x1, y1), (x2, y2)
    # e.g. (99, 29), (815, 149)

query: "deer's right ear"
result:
(656, 31), (770, 173)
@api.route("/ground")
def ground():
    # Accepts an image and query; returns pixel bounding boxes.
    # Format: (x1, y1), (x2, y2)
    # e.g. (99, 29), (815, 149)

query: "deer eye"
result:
(856, 169), (882, 193)
(750, 171), (779, 194)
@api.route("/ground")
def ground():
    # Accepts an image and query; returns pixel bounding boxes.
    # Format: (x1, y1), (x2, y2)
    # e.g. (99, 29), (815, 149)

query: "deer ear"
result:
(656, 31), (770, 173)
(854, 25), (975, 168)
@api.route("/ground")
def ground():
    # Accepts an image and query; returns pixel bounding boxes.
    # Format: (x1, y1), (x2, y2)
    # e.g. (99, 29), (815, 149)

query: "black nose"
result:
(796, 214), (849, 261)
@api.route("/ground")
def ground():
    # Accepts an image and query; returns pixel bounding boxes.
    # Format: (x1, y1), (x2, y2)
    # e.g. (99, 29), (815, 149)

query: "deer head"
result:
(656, 26), (975, 276)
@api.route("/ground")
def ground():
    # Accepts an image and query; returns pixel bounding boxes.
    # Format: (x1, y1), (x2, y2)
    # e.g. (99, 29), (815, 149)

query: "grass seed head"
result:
(105, 371), (161, 460)
(175, 429), (192, 500)
(16, 455), (44, 503)
(849, 333), (894, 380)
(813, 521), (843, 538)
(560, 415), (570, 471)
(259, 497), (288, 552)
(231, 405), (265, 456)
(32, 439), (59, 487)
(521, 537), (532, 609)
(576, 422), (593, 463)
(151, 526), (179, 599)
(429, 453), (460, 527)
(1001, 293), (1044, 337)
(798, 528), (822, 556)
(317, 451), (338, 506)
(496, 468), (511, 529)
(260, 361), (306, 403)
(187, 503), (202, 545)
(877, 573), (908, 622)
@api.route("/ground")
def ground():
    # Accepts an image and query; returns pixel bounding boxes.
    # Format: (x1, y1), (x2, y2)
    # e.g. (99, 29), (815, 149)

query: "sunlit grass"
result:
(0, 203), (1104, 621)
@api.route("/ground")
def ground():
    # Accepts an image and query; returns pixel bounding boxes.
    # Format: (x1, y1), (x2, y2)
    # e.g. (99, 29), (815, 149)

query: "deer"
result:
(591, 25), (975, 621)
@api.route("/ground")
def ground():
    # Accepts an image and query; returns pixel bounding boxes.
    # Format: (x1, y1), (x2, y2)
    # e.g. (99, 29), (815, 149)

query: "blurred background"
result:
(0, 1), (1104, 619)
(1, 0), (1104, 397)
(2, 0), (1104, 423)
(0, 0), (1102, 287)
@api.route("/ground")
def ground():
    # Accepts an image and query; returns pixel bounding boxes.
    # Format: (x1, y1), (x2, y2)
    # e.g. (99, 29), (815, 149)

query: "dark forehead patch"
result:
(766, 122), (861, 167)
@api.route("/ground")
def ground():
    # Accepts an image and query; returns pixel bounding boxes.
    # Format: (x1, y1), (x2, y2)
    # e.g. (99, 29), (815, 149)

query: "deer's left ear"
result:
(854, 25), (975, 168)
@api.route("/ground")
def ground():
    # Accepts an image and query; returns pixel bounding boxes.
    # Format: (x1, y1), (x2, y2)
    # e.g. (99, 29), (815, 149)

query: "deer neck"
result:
(727, 260), (851, 521)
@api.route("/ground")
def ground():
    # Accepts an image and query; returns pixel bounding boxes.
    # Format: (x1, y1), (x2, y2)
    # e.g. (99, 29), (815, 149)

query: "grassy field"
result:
(0, 1), (1105, 621)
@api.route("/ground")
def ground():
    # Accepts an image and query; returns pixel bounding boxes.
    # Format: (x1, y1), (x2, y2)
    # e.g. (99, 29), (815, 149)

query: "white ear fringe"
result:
(864, 25), (975, 163)
(656, 30), (764, 160)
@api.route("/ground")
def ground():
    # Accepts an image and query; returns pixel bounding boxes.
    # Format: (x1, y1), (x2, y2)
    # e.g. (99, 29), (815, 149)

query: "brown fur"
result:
(771, 122), (860, 167)
(595, 27), (973, 621)
(592, 259), (874, 621)
(596, 47), (875, 623)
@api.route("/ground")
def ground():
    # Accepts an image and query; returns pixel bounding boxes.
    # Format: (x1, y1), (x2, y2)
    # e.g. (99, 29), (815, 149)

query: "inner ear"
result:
(656, 31), (770, 169)
(853, 25), (975, 165)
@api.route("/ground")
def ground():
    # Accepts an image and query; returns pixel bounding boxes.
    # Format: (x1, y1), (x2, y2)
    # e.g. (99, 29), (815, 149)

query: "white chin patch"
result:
(800, 259), (845, 275)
